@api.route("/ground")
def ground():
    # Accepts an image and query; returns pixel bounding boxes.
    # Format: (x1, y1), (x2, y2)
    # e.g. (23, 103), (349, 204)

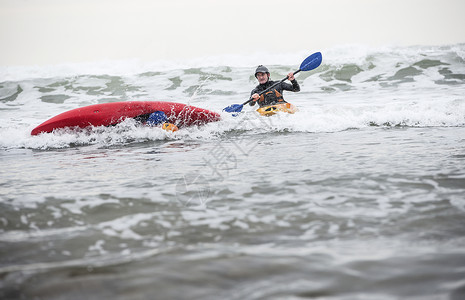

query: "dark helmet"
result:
(255, 65), (270, 78)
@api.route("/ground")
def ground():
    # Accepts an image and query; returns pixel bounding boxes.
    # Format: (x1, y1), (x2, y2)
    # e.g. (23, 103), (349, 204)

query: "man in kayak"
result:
(249, 65), (300, 107)
(146, 111), (178, 132)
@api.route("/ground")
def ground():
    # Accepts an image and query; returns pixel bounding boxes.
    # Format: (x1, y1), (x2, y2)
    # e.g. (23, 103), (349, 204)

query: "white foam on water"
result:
(2, 43), (463, 82)
(1, 44), (464, 150)
(0, 95), (464, 150)
(0, 51), (310, 82)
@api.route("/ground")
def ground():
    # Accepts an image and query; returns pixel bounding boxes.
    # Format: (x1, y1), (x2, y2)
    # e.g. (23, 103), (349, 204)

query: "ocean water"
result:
(1, 44), (465, 300)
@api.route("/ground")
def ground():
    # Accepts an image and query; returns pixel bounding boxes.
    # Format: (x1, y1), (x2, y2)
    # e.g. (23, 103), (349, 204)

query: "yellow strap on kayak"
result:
(256, 103), (298, 116)
(162, 122), (179, 132)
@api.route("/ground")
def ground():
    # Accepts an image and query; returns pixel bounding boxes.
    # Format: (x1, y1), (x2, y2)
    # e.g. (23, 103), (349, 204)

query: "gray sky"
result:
(1, 0), (464, 66)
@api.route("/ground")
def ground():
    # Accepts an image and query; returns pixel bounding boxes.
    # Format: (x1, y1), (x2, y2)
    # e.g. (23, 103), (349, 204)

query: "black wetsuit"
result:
(249, 79), (300, 107)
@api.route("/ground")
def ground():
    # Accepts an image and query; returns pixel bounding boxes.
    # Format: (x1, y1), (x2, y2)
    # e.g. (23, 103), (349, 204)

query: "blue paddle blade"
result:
(299, 52), (322, 71)
(223, 104), (244, 113)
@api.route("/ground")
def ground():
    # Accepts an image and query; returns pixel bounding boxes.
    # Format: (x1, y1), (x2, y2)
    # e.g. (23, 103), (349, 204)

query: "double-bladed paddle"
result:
(223, 52), (323, 114)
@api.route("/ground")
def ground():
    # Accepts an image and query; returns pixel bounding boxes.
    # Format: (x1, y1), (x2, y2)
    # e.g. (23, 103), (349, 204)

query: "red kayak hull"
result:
(31, 101), (221, 135)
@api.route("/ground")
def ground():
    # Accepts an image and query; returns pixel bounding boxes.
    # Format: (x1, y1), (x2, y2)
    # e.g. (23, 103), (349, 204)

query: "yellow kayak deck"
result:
(256, 103), (298, 116)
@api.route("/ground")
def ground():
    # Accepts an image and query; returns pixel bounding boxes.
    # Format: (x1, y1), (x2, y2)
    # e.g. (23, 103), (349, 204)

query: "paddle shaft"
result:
(243, 69), (301, 106)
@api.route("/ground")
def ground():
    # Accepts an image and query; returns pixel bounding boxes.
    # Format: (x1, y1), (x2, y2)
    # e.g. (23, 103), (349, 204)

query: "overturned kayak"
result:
(31, 101), (221, 135)
(256, 103), (298, 116)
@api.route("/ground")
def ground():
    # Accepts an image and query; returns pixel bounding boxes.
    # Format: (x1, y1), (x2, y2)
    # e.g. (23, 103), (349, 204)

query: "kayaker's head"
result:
(146, 111), (168, 126)
(255, 65), (270, 84)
